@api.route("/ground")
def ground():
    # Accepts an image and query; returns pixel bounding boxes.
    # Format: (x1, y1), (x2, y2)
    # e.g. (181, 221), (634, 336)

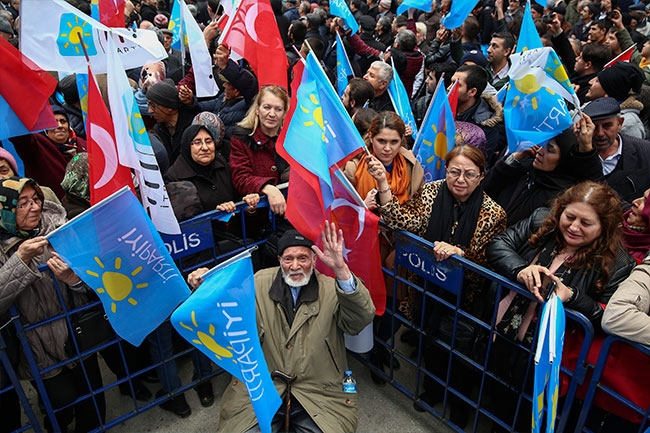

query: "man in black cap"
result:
(188, 222), (375, 433)
(148, 79), (199, 164)
(583, 96), (650, 202)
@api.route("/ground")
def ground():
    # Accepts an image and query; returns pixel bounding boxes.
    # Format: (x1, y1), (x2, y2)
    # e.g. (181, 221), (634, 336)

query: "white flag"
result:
(105, 38), (181, 235)
(20, 0), (167, 73)
(177, 0), (218, 97)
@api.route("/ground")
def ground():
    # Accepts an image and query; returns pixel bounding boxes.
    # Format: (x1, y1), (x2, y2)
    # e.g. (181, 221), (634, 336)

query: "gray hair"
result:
(395, 29), (417, 51)
(370, 61), (393, 83)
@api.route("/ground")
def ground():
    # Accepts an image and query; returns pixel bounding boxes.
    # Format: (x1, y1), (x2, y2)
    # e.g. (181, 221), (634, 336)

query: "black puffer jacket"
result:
(486, 208), (636, 327)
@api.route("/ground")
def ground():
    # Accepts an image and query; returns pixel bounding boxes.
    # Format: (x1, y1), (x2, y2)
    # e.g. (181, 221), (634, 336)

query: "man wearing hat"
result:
(0, 17), (13, 41)
(582, 96), (650, 202)
(188, 223), (375, 433)
(160, 28), (186, 84)
(148, 79), (199, 165)
(586, 61), (646, 139)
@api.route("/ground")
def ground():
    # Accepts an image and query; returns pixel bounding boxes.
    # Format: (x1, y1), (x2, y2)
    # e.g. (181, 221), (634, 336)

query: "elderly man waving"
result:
(188, 222), (376, 433)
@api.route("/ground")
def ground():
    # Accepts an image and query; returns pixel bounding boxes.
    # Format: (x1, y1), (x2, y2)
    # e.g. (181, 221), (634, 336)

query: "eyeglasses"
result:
(446, 168), (481, 180)
(16, 197), (42, 210)
(191, 138), (215, 147)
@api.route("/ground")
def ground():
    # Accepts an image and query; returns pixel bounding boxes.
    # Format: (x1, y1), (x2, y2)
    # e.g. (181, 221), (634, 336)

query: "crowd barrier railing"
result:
(3, 202), (650, 432)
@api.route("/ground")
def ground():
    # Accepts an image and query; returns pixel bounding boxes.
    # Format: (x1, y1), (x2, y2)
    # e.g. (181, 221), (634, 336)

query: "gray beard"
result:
(281, 267), (314, 288)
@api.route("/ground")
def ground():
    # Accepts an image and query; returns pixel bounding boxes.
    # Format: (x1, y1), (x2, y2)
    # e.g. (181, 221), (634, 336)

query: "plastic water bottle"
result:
(342, 370), (357, 393)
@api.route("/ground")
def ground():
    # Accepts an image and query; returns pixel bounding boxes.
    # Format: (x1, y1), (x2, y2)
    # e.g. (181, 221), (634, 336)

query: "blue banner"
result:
(336, 33), (354, 97)
(329, 0), (359, 34)
(171, 250), (281, 433)
(47, 187), (191, 346)
(387, 63), (418, 139)
(161, 217), (214, 260)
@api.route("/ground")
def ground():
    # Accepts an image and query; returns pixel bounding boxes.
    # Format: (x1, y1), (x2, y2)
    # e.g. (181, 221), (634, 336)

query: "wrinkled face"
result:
(16, 184), (42, 231)
(190, 129), (215, 166)
(580, 6), (593, 21)
(605, 30), (621, 54)
(559, 202), (602, 250)
(591, 115), (623, 152)
(45, 114), (71, 144)
(370, 127), (403, 166)
(147, 100), (175, 122)
(0, 159), (15, 179)
(445, 155), (484, 203)
(588, 24), (606, 44)
(256, 93), (287, 135)
(533, 141), (562, 172)
(627, 188), (650, 228)
(487, 37), (510, 65)
(586, 76), (606, 100)
(279, 246), (315, 287)
(363, 66), (388, 93)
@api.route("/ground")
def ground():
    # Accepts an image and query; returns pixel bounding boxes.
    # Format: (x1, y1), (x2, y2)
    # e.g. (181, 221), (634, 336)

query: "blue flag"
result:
(412, 79), (456, 182)
(397, 0), (433, 15)
(516, 1), (543, 53)
(75, 73), (89, 127)
(442, 0), (480, 29)
(336, 33), (354, 97)
(387, 63), (418, 139)
(169, 0), (183, 50)
(47, 188), (191, 346)
(329, 0), (359, 34)
(504, 47), (577, 152)
(171, 250), (281, 433)
(282, 52), (366, 211)
(532, 294), (565, 433)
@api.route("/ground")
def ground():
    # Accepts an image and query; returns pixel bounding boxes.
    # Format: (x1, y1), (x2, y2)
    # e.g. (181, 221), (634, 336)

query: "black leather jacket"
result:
(486, 208), (636, 327)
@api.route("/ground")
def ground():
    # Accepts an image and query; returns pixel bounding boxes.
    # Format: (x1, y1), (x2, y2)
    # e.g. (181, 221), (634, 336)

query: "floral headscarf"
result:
(0, 177), (44, 239)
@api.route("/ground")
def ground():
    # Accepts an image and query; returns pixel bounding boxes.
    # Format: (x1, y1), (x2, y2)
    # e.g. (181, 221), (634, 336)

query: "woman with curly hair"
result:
(485, 180), (636, 432)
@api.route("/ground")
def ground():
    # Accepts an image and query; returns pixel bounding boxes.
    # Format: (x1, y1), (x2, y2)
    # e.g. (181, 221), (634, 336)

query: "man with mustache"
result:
(188, 222), (375, 433)
(582, 97), (650, 204)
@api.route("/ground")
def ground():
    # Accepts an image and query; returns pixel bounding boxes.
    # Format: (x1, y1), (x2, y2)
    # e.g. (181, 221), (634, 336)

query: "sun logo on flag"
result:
(544, 55), (571, 90)
(86, 257), (148, 313)
(57, 13), (97, 57)
(179, 311), (236, 362)
(300, 93), (325, 141)
(510, 69), (555, 111)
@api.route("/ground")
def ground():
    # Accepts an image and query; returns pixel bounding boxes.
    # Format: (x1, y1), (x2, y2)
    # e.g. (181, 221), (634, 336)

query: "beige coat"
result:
(218, 268), (376, 433)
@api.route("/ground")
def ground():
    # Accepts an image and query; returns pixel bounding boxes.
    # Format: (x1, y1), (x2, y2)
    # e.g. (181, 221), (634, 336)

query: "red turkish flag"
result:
(221, 0), (288, 89)
(603, 45), (634, 69)
(0, 37), (57, 131)
(86, 67), (135, 204)
(98, 0), (126, 28)
(448, 79), (459, 119)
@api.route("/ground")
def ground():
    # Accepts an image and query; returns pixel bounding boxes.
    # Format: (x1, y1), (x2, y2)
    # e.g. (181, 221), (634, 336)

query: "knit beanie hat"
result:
(147, 79), (180, 109)
(597, 62), (645, 101)
(0, 148), (18, 175)
(58, 74), (80, 104)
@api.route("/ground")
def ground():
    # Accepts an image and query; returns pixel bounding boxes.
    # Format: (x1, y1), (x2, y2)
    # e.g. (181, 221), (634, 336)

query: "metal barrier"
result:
(3, 202), (650, 432)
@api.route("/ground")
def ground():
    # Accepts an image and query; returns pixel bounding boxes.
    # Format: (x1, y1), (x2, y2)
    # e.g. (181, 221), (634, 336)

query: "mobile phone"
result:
(538, 274), (556, 301)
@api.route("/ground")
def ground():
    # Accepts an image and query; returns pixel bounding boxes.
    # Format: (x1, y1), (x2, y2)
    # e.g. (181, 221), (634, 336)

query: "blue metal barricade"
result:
(4, 202), (649, 433)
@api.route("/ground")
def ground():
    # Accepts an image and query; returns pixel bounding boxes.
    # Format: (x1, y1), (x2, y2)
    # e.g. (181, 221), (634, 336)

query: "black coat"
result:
(604, 133), (650, 204)
(164, 153), (235, 212)
(486, 208), (636, 327)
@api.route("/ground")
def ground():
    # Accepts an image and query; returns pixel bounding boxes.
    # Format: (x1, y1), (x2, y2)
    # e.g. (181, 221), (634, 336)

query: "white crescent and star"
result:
(329, 198), (367, 259)
(90, 123), (119, 189)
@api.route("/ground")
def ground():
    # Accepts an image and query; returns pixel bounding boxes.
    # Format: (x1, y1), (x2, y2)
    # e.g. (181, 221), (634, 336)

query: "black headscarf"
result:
(505, 128), (580, 224)
(0, 177), (44, 240)
(179, 124), (220, 178)
(423, 180), (485, 248)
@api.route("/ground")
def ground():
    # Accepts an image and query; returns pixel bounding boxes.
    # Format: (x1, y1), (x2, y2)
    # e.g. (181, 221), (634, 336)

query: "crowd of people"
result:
(2, 0), (650, 431)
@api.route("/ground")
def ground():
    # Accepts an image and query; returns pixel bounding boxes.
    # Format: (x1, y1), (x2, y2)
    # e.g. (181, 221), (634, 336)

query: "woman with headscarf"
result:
(10, 106), (86, 199)
(0, 177), (104, 433)
(485, 115), (602, 226)
(622, 188), (650, 263)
